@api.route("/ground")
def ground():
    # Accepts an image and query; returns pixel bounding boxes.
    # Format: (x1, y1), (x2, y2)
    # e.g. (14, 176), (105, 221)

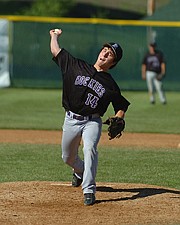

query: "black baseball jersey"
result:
(142, 50), (165, 73)
(53, 48), (130, 116)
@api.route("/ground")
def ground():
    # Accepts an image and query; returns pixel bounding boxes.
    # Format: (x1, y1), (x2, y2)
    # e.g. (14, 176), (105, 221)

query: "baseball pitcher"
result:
(49, 28), (130, 206)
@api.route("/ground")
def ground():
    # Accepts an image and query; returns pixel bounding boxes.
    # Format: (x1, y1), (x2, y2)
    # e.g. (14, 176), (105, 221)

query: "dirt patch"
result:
(0, 130), (180, 225)
(0, 181), (179, 225)
(0, 129), (180, 148)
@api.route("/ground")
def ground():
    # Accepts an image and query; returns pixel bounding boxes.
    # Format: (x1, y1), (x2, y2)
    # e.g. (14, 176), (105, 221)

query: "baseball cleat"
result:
(84, 193), (96, 206)
(72, 173), (83, 187)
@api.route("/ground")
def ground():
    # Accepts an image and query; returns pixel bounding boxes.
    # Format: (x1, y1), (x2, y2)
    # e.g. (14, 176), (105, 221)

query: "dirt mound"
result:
(0, 181), (179, 225)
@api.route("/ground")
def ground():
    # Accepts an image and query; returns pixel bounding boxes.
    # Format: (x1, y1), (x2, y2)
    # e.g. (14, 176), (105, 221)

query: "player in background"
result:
(141, 42), (167, 104)
(49, 28), (130, 206)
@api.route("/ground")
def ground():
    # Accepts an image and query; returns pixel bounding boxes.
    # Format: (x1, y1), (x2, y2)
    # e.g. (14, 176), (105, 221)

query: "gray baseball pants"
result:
(146, 71), (166, 103)
(61, 111), (102, 194)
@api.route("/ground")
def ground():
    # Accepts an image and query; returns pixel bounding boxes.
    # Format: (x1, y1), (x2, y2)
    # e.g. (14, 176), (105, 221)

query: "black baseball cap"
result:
(103, 42), (123, 63)
(149, 42), (157, 48)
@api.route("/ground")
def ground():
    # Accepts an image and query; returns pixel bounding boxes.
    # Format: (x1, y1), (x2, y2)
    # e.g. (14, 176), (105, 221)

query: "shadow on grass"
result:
(96, 186), (180, 203)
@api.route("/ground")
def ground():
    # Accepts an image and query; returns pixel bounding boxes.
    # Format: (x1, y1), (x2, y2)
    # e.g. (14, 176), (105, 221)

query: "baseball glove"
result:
(156, 74), (164, 81)
(103, 117), (125, 140)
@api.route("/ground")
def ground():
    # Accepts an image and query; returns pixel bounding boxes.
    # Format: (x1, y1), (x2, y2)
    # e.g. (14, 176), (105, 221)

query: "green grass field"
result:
(0, 88), (179, 189)
(0, 143), (179, 189)
(0, 88), (180, 133)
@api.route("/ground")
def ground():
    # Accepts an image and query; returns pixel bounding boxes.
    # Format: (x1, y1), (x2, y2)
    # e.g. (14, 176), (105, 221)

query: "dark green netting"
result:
(10, 21), (180, 91)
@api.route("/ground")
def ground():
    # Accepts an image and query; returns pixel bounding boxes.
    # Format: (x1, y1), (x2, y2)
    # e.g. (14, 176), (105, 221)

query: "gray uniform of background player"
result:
(49, 29), (130, 201)
(141, 43), (166, 104)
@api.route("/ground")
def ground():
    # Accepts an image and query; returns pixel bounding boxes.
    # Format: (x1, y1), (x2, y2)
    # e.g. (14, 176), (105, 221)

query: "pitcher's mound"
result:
(0, 181), (180, 225)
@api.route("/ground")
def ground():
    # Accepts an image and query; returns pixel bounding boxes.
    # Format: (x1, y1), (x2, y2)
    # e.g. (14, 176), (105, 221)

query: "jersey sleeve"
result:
(52, 48), (73, 74)
(113, 93), (130, 113)
(158, 51), (165, 64)
(142, 54), (147, 65)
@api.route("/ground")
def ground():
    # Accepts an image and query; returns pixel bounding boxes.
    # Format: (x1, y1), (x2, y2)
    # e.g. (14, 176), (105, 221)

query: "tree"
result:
(22, 0), (74, 17)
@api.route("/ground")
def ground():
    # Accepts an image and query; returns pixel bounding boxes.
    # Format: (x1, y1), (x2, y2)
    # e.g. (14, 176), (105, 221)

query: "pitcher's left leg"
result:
(82, 118), (102, 195)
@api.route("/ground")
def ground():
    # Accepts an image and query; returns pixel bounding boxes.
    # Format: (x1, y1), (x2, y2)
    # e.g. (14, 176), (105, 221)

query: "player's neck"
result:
(94, 64), (108, 72)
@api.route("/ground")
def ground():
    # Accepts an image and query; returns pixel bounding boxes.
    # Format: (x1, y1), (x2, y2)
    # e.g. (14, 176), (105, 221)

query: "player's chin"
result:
(98, 59), (105, 64)
(100, 59), (108, 66)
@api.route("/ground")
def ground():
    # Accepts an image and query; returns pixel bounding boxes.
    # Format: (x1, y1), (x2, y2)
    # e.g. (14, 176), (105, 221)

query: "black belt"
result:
(67, 111), (99, 121)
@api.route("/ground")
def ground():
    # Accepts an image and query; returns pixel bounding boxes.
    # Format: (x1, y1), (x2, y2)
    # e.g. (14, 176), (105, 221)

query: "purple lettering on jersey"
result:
(75, 75), (106, 98)
(147, 56), (160, 68)
(88, 79), (96, 89)
(75, 75), (90, 86)
(75, 75), (81, 85)
(85, 93), (99, 109)
(98, 88), (105, 98)
(93, 82), (105, 98)
(82, 76), (90, 86)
